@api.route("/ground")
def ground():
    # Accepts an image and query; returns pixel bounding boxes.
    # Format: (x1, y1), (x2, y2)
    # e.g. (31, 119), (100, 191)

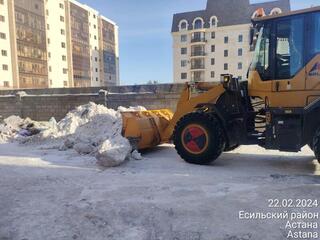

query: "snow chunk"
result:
(131, 150), (143, 160)
(96, 138), (132, 167)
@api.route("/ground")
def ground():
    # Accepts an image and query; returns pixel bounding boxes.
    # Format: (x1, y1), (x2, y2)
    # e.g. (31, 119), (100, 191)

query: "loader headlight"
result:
(220, 74), (232, 88)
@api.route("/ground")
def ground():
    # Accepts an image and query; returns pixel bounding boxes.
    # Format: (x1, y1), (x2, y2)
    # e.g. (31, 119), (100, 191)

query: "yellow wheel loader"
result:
(122, 7), (320, 165)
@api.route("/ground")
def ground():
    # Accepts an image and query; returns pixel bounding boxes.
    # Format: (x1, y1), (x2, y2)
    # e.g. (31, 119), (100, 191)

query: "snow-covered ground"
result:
(0, 143), (319, 240)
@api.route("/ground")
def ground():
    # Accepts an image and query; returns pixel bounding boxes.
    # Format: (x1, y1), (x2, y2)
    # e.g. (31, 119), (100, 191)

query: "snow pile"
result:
(0, 102), (146, 167)
(41, 102), (133, 167)
(0, 116), (44, 143)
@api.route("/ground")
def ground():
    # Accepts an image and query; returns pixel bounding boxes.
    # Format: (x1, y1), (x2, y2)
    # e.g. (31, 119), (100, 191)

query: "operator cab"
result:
(248, 6), (320, 106)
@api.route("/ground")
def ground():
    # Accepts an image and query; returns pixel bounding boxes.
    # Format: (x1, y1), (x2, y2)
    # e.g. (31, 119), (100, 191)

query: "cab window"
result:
(310, 13), (320, 58)
(251, 24), (272, 80)
(275, 17), (304, 79)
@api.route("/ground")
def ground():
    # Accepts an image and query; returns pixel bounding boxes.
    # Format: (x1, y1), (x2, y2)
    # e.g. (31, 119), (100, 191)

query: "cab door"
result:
(272, 15), (306, 92)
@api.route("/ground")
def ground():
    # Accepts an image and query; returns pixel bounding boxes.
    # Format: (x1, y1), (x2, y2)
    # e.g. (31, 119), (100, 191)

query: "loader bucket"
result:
(121, 109), (174, 150)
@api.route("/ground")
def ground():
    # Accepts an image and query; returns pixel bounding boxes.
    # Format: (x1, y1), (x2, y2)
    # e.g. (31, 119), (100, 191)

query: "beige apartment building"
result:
(0, 0), (119, 89)
(172, 0), (290, 83)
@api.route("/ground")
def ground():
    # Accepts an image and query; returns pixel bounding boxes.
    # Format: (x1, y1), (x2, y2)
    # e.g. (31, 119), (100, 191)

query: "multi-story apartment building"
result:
(172, 0), (290, 83)
(0, 0), (119, 89)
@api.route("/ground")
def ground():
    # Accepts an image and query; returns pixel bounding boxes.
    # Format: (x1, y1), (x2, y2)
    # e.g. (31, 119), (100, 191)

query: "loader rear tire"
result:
(312, 128), (320, 163)
(173, 112), (225, 165)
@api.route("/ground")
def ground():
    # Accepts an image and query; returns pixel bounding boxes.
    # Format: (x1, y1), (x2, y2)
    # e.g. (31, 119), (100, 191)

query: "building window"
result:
(0, 33), (6, 39)
(238, 62), (243, 70)
(60, 29), (65, 35)
(96, 77), (98, 81)
(61, 42), (66, 48)
(224, 36), (229, 44)
(211, 45), (215, 52)
(194, 18), (203, 29)
(181, 34), (187, 42)
(181, 73), (187, 79)
(94, 35), (97, 40)
(211, 58), (215, 65)
(46, 10), (49, 16)
(224, 50), (228, 57)
(95, 68), (98, 72)
(238, 34), (243, 42)
(179, 20), (188, 31)
(2, 64), (8, 71)
(0, 15), (5, 22)
(48, 52), (51, 58)
(47, 38), (50, 44)
(210, 16), (218, 27)
(181, 48), (187, 55)
(49, 66), (52, 72)
(1, 50), (7, 56)
(62, 55), (66, 61)
(211, 71), (215, 78)
(64, 81), (68, 87)
(35, 4), (39, 10)
(181, 60), (187, 67)
(3, 81), (9, 87)
(238, 48), (243, 56)
(224, 63), (228, 70)
(94, 24), (97, 29)
(211, 32), (215, 39)
(60, 16), (64, 22)
(59, 3), (64, 9)
(63, 68), (68, 74)
(95, 57), (98, 62)
(47, 24), (50, 30)
(93, 14), (96, 19)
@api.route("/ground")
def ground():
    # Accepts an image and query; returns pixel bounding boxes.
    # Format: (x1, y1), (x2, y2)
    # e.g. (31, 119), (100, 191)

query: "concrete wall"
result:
(0, 92), (106, 121)
(0, 84), (185, 121)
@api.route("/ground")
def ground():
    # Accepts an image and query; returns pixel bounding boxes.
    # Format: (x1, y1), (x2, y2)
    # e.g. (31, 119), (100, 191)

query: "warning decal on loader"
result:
(309, 62), (320, 77)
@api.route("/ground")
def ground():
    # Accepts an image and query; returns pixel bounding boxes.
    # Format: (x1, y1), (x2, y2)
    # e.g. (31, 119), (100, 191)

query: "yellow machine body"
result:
(122, 7), (320, 153)
(121, 82), (225, 150)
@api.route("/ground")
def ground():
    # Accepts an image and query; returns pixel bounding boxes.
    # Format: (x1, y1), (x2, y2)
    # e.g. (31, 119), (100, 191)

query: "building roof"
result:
(171, 0), (290, 32)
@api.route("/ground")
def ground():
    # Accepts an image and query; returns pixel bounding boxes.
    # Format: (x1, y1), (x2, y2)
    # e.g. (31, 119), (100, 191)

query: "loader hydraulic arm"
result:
(161, 83), (226, 142)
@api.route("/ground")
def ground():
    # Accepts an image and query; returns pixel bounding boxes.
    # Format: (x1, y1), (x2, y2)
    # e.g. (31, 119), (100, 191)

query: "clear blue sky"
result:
(81, 0), (319, 85)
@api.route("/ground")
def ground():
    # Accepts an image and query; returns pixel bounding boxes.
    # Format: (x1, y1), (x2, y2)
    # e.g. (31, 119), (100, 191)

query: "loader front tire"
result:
(312, 128), (320, 163)
(173, 112), (225, 165)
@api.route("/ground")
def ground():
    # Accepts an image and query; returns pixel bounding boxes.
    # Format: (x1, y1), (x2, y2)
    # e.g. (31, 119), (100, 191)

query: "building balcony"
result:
(191, 65), (205, 70)
(191, 51), (206, 57)
(191, 37), (206, 43)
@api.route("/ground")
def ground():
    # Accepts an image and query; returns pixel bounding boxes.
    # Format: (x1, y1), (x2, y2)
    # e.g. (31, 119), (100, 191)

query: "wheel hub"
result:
(182, 124), (208, 154)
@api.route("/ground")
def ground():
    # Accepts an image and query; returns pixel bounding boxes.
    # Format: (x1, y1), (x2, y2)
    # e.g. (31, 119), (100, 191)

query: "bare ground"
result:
(0, 143), (319, 240)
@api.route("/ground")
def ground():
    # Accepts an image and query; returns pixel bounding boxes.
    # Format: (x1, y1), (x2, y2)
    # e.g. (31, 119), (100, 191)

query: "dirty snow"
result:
(0, 103), (144, 167)
(0, 143), (319, 240)
(0, 116), (48, 143)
